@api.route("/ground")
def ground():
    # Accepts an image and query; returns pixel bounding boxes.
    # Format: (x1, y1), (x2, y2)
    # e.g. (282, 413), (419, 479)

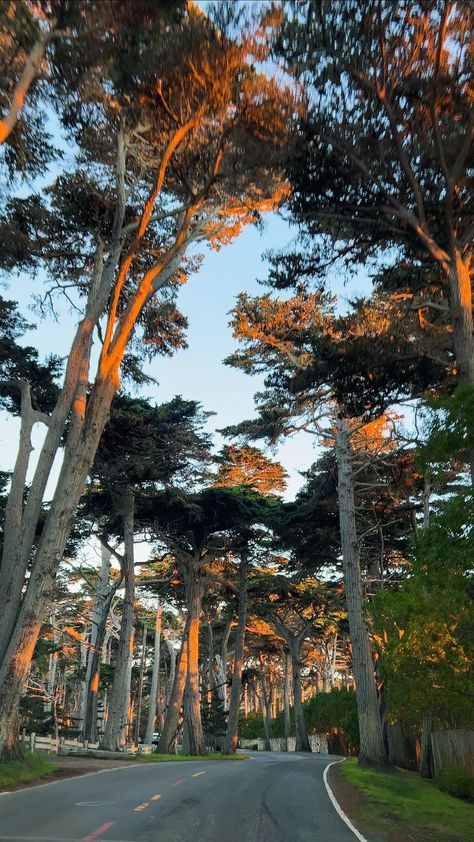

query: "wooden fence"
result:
(431, 730), (474, 775)
(20, 731), (100, 754)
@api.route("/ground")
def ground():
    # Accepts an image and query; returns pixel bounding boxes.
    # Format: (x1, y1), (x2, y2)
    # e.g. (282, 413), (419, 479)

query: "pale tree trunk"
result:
(257, 680), (273, 751)
(156, 625), (189, 754)
(214, 654), (226, 704)
(330, 633), (338, 688)
(288, 639), (311, 752)
(45, 612), (59, 715)
(207, 621), (214, 701)
(183, 567), (206, 756)
(81, 544), (120, 743)
(224, 552), (249, 754)
(283, 652), (291, 740)
(335, 414), (388, 769)
(134, 623), (147, 744)
(165, 639), (176, 706)
(220, 621), (231, 708)
(0, 382), (49, 665)
(100, 486), (136, 751)
(144, 602), (163, 746)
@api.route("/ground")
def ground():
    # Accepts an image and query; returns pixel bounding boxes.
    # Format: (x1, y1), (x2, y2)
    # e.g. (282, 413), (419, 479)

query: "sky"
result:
(0, 209), (373, 505)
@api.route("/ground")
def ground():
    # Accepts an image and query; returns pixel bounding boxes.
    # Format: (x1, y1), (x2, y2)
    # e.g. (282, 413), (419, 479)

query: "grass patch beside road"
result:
(133, 751), (248, 762)
(0, 751), (56, 789)
(340, 757), (474, 841)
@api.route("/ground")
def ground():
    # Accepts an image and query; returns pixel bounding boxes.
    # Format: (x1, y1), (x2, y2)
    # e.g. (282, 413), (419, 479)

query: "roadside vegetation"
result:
(340, 759), (474, 842)
(0, 751), (56, 790)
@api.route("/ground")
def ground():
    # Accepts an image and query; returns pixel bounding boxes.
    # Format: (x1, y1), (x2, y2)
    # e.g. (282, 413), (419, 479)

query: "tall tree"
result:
(0, 3), (293, 759)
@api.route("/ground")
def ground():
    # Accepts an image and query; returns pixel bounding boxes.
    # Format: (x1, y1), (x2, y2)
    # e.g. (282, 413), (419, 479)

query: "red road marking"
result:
(83, 820), (116, 841)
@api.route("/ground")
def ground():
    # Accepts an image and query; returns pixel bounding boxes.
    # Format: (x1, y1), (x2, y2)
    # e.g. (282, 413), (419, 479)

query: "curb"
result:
(323, 759), (368, 842)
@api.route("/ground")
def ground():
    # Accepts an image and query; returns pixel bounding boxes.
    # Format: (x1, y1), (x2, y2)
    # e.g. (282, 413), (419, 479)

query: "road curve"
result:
(0, 752), (358, 842)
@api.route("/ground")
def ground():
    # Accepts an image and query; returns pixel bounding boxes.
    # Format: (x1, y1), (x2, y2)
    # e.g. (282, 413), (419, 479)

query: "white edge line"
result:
(0, 760), (153, 798)
(323, 759), (368, 842)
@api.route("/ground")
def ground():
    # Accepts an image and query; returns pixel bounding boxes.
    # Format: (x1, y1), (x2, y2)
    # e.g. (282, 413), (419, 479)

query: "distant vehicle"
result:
(152, 732), (161, 745)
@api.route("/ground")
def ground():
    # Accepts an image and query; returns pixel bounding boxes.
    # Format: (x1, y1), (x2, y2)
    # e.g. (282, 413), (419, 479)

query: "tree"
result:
(222, 284), (445, 766)
(213, 445), (286, 754)
(276, 0), (474, 453)
(0, 3), (293, 758)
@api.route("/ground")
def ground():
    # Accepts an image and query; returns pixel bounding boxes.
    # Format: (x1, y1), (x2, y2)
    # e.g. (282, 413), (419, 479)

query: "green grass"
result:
(132, 751), (248, 762)
(0, 751), (56, 789)
(340, 757), (474, 841)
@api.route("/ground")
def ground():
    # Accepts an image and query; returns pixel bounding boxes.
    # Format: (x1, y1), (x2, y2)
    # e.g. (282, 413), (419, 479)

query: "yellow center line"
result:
(151, 794), (162, 801)
(134, 802), (150, 812)
(192, 771), (206, 777)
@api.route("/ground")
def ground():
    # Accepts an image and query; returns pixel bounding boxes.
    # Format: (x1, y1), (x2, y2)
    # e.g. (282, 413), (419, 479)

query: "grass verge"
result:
(339, 757), (474, 841)
(0, 751), (57, 789)
(132, 751), (248, 762)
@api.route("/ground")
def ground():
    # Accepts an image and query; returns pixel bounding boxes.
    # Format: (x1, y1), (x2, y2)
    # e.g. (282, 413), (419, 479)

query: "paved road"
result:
(0, 752), (358, 842)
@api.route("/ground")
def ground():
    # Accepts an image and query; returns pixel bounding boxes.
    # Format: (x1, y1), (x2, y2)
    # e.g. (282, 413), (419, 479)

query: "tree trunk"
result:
(100, 486), (136, 751)
(81, 544), (118, 743)
(283, 652), (291, 740)
(258, 681), (272, 751)
(449, 249), (474, 385)
(221, 621), (231, 709)
(0, 374), (118, 759)
(224, 552), (249, 754)
(144, 602), (163, 746)
(156, 626), (188, 754)
(335, 414), (389, 769)
(289, 641), (311, 753)
(165, 639), (176, 706)
(134, 623), (147, 744)
(420, 711), (433, 778)
(183, 568), (206, 756)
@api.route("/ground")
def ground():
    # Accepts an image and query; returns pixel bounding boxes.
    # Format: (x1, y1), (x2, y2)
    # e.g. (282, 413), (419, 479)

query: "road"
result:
(0, 752), (358, 842)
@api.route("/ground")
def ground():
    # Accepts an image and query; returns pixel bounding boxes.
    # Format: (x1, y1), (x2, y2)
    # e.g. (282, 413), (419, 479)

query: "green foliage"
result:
(239, 688), (358, 752)
(202, 690), (228, 738)
(304, 688), (359, 751)
(370, 492), (474, 730)
(437, 768), (474, 803)
(420, 386), (474, 472)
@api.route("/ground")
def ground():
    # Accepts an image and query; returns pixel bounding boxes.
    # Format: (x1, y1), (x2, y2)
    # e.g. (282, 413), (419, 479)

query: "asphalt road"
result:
(0, 752), (358, 842)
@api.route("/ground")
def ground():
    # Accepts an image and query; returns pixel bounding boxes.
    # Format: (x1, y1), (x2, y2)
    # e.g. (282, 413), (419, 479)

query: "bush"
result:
(437, 768), (474, 802)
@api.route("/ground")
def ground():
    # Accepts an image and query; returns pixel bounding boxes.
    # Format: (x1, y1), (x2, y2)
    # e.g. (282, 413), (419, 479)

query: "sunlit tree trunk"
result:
(183, 567), (206, 756)
(224, 552), (248, 754)
(100, 486), (135, 751)
(335, 414), (388, 769)
(156, 625), (188, 754)
(144, 602), (163, 746)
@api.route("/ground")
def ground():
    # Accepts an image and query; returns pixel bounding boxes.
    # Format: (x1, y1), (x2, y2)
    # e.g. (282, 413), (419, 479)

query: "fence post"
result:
(29, 732), (36, 753)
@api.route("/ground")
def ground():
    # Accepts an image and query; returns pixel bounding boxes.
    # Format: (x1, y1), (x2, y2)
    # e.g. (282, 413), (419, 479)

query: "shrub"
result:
(437, 768), (474, 802)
